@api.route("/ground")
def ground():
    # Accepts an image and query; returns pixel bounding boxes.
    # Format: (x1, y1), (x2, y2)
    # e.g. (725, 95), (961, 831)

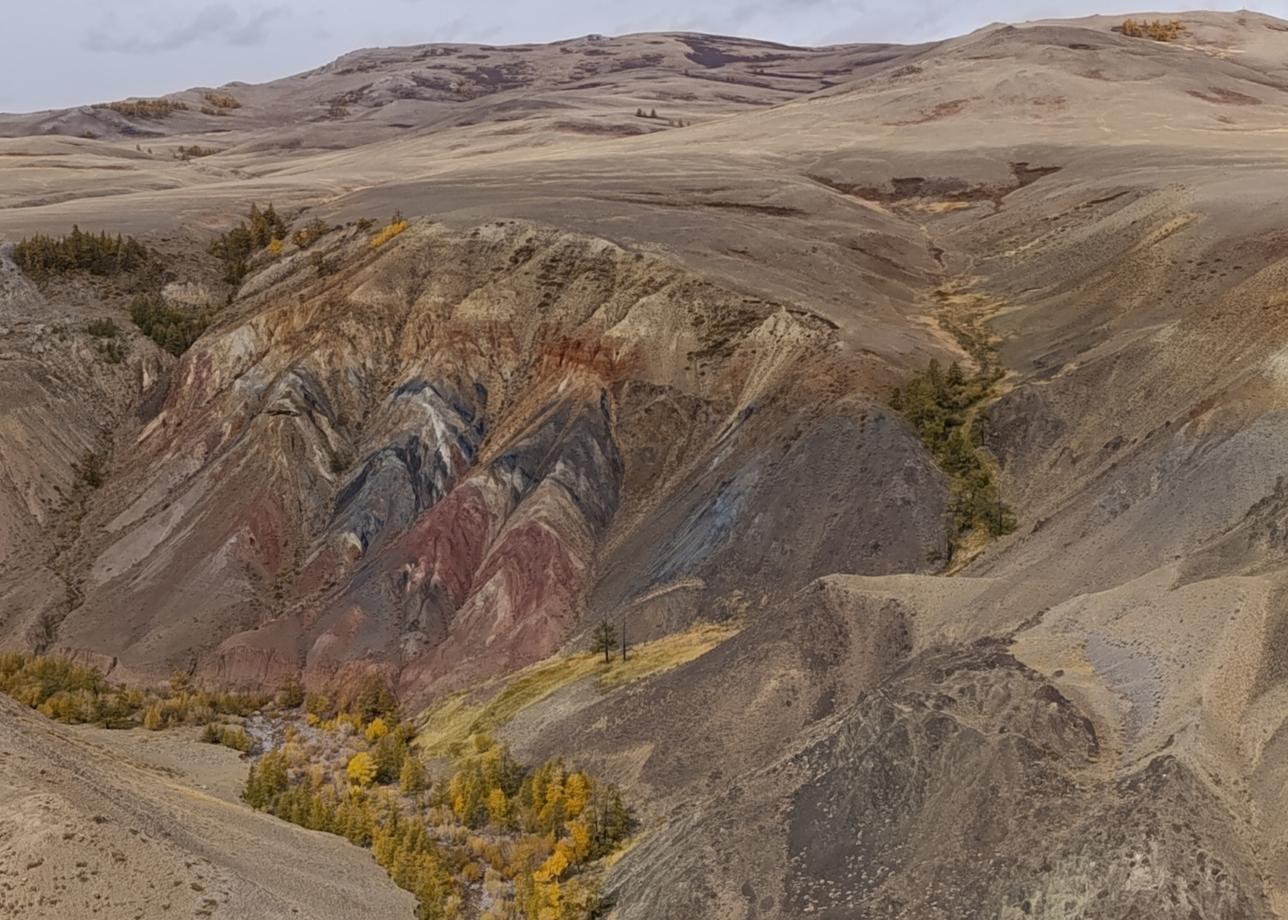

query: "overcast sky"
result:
(2, 0), (1279, 112)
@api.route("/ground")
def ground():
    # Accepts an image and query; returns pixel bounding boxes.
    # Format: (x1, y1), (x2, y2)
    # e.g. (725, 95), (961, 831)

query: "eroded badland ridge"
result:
(4, 10), (1288, 918)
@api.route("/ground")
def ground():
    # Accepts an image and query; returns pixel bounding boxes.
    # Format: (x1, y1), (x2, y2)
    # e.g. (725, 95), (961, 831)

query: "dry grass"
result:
(417, 693), (486, 759)
(912, 200), (974, 214)
(417, 621), (739, 757)
(596, 622), (737, 687)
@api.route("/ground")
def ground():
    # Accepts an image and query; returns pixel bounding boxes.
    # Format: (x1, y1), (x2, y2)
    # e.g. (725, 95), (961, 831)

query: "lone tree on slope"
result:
(592, 619), (618, 664)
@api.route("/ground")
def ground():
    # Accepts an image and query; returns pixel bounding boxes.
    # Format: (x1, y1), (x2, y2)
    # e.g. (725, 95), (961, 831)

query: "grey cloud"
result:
(82, 3), (284, 54)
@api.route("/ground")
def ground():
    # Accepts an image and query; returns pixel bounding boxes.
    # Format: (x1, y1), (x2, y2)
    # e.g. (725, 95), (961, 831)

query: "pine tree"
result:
(486, 787), (511, 828)
(591, 620), (617, 664)
(399, 753), (426, 795)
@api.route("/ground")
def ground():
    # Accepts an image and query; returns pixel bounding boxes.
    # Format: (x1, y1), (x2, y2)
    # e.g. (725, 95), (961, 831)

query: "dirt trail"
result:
(0, 697), (414, 920)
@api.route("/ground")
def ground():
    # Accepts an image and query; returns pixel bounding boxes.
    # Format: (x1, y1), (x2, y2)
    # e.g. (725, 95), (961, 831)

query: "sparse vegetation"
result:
(1118, 18), (1185, 41)
(144, 704), (165, 730)
(77, 449), (106, 489)
(85, 318), (120, 338)
(202, 91), (242, 110)
(176, 144), (219, 160)
(292, 218), (332, 250)
(99, 98), (188, 119)
(891, 359), (1015, 540)
(98, 338), (126, 364)
(0, 653), (268, 730)
(418, 622), (738, 759)
(277, 673), (305, 708)
(128, 293), (213, 355)
(13, 227), (149, 282)
(591, 620), (617, 664)
(310, 251), (339, 277)
(209, 202), (288, 287)
(371, 216), (409, 248)
(201, 722), (253, 752)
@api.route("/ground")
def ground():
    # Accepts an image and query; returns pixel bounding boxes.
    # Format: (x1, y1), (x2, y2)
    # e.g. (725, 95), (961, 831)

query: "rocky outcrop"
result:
(39, 221), (949, 696)
(601, 642), (1266, 920)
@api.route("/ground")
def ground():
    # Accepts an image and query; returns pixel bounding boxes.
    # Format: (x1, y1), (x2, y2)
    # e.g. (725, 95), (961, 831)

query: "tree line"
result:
(245, 719), (632, 920)
(0, 653), (267, 731)
(12, 227), (149, 281)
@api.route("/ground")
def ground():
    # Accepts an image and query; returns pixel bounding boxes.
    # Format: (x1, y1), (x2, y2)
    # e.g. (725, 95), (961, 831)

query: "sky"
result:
(1, 0), (1280, 113)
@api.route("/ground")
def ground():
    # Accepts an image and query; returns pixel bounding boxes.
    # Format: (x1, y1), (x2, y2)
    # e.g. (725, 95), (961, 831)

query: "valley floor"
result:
(0, 697), (414, 920)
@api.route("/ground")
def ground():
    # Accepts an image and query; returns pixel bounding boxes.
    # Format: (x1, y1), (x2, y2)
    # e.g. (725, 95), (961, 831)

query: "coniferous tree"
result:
(591, 620), (617, 664)
(399, 753), (426, 795)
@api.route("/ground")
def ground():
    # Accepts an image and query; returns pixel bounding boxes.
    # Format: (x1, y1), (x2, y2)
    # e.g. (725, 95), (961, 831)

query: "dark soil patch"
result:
(1187, 87), (1262, 106)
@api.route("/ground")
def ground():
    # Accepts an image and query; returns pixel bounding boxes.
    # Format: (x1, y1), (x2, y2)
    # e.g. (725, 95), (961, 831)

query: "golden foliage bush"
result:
(101, 98), (188, 119)
(347, 752), (378, 787)
(1119, 18), (1185, 41)
(365, 716), (390, 742)
(371, 219), (409, 248)
(203, 91), (242, 110)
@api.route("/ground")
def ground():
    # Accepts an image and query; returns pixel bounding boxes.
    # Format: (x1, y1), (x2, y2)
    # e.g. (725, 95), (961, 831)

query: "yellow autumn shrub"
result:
(347, 751), (377, 787)
(371, 219), (408, 248)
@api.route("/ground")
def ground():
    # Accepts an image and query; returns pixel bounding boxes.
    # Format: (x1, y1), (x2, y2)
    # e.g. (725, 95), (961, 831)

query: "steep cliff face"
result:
(0, 245), (169, 655)
(41, 221), (947, 698)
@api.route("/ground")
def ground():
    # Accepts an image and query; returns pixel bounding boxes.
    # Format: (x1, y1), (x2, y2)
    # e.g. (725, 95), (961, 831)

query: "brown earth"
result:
(0, 696), (414, 919)
(5, 10), (1288, 919)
